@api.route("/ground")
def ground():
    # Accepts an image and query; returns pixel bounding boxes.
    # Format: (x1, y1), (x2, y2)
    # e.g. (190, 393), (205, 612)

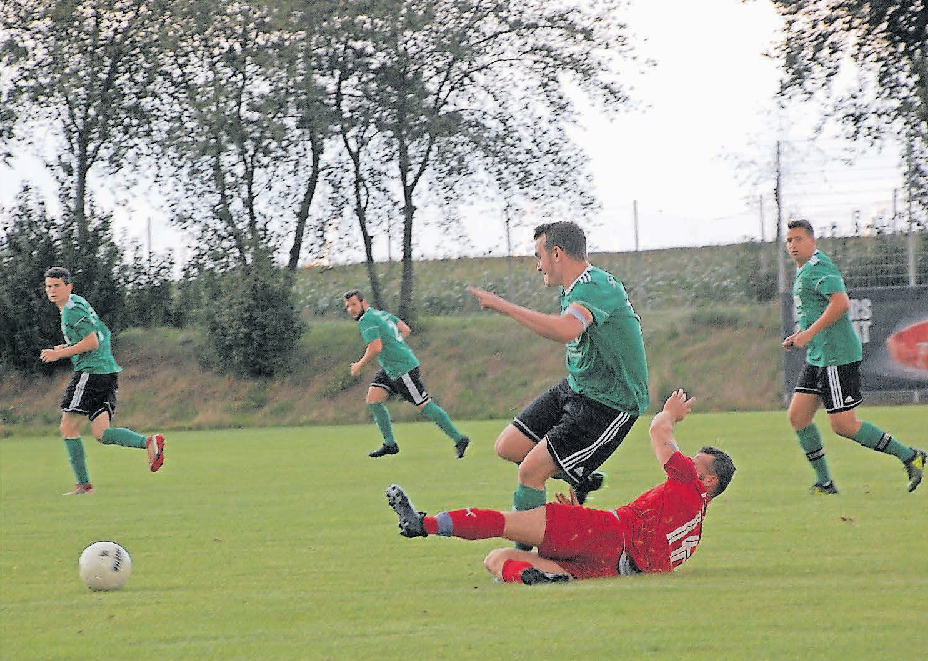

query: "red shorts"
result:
(537, 503), (629, 580)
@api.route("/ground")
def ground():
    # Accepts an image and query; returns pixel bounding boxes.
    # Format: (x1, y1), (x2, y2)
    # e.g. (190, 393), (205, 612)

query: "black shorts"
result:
(61, 372), (118, 421)
(370, 367), (430, 406)
(513, 379), (638, 489)
(794, 361), (863, 413)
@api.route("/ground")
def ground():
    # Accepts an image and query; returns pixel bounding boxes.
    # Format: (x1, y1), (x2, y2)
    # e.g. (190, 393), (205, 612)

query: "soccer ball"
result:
(78, 541), (132, 591)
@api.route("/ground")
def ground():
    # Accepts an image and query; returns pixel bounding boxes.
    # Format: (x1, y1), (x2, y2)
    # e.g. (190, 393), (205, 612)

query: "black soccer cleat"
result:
(520, 567), (571, 585)
(385, 484), (427, 538)
(369, 443), (400, 458)
(454, 435), (470, 459)
(575, 471), (605, 505)
(904, 448), (926, 493)
(809, 481), (839, 495)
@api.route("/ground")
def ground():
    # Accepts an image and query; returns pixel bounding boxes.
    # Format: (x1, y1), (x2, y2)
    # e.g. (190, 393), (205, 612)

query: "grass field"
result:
(1, 407), (925, 660)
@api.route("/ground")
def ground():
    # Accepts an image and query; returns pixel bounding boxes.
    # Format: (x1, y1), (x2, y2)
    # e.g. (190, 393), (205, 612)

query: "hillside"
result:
(1, 303), (784, 436)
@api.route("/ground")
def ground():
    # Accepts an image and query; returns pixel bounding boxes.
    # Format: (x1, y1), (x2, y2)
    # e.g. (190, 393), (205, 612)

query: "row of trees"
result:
(0, 0), (635, 319)
(2, 0), (925, 378)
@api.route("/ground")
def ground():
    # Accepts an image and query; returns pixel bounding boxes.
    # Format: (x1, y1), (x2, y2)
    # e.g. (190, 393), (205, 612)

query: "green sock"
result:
(101, 427), (147, 449)
(853, 422), (915, 462)
(420, 400), (462, 442)
(796, 424), (832, 485)
(367, 403), (396, 446)
(513, 484), (546, 512)
(64, 437), (91, 484)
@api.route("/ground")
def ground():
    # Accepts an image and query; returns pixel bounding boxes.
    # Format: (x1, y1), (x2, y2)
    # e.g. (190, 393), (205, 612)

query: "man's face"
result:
(45, 277), (72, 307)
(785, 227), (816, 267)
(534, 234), (559, 288)
(344, 295), (366, 320)
(693, 452), (718, 495)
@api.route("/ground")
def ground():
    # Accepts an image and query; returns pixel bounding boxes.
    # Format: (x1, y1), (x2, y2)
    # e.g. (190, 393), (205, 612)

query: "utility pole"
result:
(633, 200), (639, 253)
(775, 141), (785, 295)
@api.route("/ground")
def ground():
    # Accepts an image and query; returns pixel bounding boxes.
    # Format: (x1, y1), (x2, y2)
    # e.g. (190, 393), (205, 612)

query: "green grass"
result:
(1, 407), (925, 660)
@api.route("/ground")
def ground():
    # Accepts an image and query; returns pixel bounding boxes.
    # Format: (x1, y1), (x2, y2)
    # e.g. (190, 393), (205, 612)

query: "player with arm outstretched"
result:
(385, 390), (735, 585)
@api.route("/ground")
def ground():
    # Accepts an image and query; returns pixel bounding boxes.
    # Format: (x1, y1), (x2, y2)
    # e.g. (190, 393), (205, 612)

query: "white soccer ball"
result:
(78, 541), (132, 591)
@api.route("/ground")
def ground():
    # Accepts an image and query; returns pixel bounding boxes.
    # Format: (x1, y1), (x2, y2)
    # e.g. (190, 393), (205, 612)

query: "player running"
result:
(468, 221), (649, 516)
(385, 390), (735, 584)
(344, 289), (469, 458)
(782, 219), (925, 494)
(41, 266), (165, 495)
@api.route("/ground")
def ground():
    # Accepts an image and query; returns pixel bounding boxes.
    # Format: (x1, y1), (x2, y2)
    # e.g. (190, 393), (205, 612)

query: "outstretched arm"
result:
(40, 331), (99, 363)
(467, 285), (588, 343)
(649, 389), (695, 466)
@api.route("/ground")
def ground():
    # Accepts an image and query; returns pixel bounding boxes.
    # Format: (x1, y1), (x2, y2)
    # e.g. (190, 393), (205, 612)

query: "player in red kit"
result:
(385, 390), (736, 584)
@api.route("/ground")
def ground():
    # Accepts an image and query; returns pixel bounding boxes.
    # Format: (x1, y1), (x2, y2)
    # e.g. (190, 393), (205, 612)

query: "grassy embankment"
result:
(1, 246), (784, 436)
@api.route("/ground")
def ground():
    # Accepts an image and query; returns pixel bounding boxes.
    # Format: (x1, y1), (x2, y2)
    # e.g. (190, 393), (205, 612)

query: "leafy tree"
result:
(326, 0), (636, 320)
(0, 0), (168, 244)
(0, 186), (126, 374)
(770, 0), (928, 222)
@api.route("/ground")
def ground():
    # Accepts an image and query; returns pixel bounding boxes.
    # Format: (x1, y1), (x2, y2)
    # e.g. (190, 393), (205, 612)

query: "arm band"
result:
(564, 306), (591, 331)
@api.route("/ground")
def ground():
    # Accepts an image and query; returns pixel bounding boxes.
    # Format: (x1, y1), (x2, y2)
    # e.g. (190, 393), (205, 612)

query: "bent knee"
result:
(484, 548), (514, 577)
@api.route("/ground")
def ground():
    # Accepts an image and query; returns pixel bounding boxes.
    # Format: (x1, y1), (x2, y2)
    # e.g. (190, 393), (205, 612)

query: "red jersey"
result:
(617, 451), (708, 573)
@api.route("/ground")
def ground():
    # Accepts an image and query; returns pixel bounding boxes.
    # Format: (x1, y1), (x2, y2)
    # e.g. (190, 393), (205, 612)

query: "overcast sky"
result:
(1, 0), (910, 264)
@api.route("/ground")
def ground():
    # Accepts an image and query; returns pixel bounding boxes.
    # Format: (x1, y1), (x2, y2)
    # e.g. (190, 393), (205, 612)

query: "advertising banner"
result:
(781, 286), (928, 394)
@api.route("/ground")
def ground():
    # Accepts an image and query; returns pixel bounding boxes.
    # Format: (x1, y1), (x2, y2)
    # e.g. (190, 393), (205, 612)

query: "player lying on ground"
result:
(386, 390), (736, 584)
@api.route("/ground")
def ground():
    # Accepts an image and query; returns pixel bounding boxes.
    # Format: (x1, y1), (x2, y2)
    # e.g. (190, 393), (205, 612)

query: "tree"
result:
(0, 0), (168, 250)
(770, 0), (928, 223)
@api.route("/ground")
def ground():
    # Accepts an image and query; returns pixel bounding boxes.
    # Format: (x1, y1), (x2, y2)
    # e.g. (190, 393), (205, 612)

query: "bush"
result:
(202, 258), (305, 378)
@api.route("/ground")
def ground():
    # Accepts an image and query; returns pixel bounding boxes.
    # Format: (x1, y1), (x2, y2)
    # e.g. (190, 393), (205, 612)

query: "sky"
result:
(0, 0), (911, 264)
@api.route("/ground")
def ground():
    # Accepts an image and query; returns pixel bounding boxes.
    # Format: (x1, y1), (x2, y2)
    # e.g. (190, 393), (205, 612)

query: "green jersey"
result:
(60, 294), (122, 374)
(561, 266), (650, 414)
(357, 308), (419, 379)
(793, 249), (862, 367)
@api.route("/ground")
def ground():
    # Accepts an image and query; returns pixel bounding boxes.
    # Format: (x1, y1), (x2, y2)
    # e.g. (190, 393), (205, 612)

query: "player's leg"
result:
(88, 374), (166, 472)
(366, 374), (398, 457)
(59, 374), (93, 494)
(822, 363), (924, 491)
(788, 367), (836, 494)
(385, 483), (546, 544)
(403, 368), (469, 458)
(60, 411), (93, 494)
(484, 548), (572, 584)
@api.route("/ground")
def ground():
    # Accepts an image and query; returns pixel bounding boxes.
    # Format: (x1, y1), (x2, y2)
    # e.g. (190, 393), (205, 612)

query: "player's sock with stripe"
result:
(427, 508), (506, 539)
(796, 424), (832, 486)
(367, 403), (396, 447)
(419, 400), (463, 442)
(852, 421), (914, 462)
(64, 437), (91, 485)
(101, 427), (147, 449)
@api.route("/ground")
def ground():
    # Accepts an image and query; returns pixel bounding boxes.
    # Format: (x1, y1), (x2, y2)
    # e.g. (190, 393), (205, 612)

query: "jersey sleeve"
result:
(815, 272), (846, 297)
(664, 451), (699, 484)
(566, 280), (616, 326)
(358, 316), (382, 344)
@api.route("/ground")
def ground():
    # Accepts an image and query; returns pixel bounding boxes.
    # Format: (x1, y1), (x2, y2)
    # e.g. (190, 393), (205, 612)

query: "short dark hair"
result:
(786, 219), (814, 237)
(343, 289), (364, 302)
(44, 266), (71, 284)
(533, 221), (587, 260)
(699, 445), (736, 498)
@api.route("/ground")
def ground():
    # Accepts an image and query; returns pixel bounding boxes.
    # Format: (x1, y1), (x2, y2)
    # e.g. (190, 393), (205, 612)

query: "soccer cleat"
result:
(64, 483), (95, 496)
(454, 435), (470, 459)
(385, 484), (427, 537)
(369, 444), (400, 458)
(809, 481), (839, 495)
(146, 434), (166, 472)
(575, 471), (606, 505)
(520, 567), (571, 585)
(904, 448), (926, 493)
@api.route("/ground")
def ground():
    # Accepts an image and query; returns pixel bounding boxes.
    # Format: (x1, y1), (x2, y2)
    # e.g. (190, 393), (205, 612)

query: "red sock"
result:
(425, 508), (506, 540)
(501, 560), (534, 583)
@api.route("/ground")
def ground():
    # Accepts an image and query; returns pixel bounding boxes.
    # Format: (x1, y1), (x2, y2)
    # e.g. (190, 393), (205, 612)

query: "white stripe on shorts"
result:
(826, 365), (842, 408)
(560, 411), (630, 472)
(400, 372), (428, 406)
(68, 372), (90, 411)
